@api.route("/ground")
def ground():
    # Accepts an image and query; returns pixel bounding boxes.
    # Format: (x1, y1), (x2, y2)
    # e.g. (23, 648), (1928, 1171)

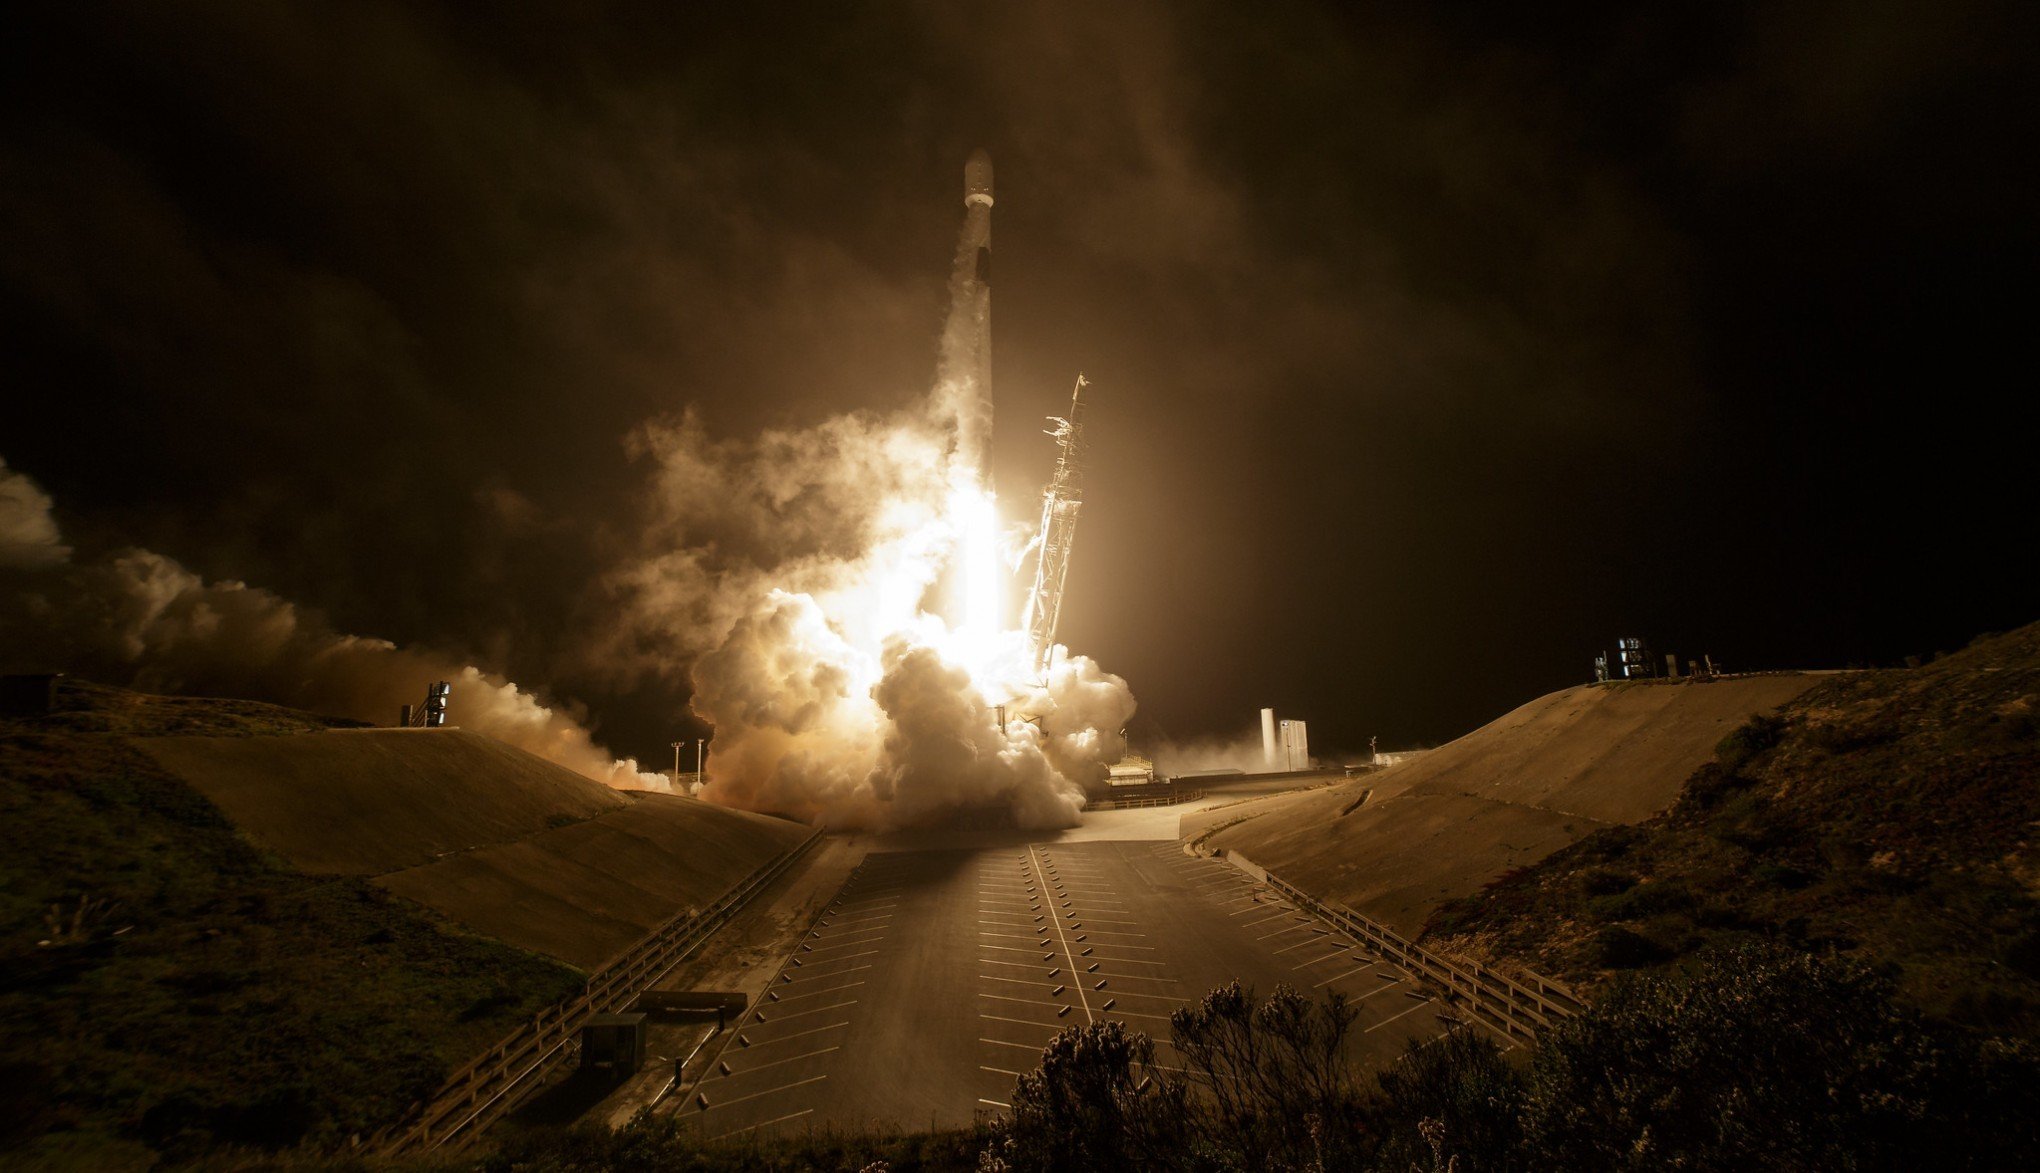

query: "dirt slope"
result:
(378, 793), (809, 968)
(1426, 623), (2040, 1035)
(1185, 674), (1819, 936)
(139, 728), (810, 967)
(140, 729), (631, 874)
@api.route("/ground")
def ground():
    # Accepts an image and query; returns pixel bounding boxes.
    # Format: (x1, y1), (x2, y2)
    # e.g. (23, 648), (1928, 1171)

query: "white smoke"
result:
(1152, 732), (1272, 778)
(0, 464), (666, 791)
(583, 184), (1141, 831)
(0, 459), (72, 569)
(613, 397), (1139, 831)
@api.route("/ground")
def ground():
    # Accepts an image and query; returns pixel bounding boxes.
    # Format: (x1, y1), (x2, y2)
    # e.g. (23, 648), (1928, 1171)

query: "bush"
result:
(1370, 1027), (1525, 1172)
(1592, 926), (1671, 968)
(977, 1020), (1185, 1172)
(1674, 762), (1755, 814)
(1523, 941), (2040, 1170)
(1578, 869), (1638, 897)
(1714, 713), (1785, 772)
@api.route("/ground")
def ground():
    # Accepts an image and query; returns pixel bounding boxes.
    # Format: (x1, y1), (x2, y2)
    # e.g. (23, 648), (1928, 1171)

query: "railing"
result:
(1219, 850), (1586, 1041)
(372, 827), (825, 1156)
(1091, 788), (1203, 811)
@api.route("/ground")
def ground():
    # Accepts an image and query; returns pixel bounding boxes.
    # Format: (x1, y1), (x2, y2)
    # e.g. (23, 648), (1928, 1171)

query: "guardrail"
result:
(372, 827), (825, 1156)
(1091, 788), (1203, 811)
(1219, 850), (1585, 1042)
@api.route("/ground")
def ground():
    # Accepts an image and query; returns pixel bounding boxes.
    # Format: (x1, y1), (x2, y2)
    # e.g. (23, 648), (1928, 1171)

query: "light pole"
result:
(696, 738), (706, 783)
(670, 741), (683, 787)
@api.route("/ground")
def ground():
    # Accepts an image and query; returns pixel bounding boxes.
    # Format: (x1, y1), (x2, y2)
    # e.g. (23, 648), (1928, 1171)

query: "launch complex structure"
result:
(952, 149), (1094, 683)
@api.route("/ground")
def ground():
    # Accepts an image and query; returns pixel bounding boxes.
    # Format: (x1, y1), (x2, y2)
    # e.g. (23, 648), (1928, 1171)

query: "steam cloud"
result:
(595, 383), (1137, 832)
(0, 460), (666, 789)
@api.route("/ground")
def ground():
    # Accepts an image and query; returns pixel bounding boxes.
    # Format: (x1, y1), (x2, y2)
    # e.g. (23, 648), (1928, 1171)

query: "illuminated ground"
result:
(662, 839), (1470, 1142)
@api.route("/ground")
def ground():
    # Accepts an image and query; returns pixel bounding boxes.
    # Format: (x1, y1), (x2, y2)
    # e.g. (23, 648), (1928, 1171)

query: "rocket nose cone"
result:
(964, 149), (994, 206)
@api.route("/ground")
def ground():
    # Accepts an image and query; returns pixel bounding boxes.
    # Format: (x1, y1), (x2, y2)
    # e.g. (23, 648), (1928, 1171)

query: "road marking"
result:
(1073, 928), (1148, 938)
(981, 1036), (1053, 1050)
(1240, 911), (1292, 928)
(981, 934), (1053, 946)
(1312, 965), (1373, 987)
(1356, 978), (1408, 1000)
(981, 1064), (1025, 1077)
(753, 1000), (858, 1025)
(981, 974), (1064, 989)
(1029, 845), (1093, 1024)
(979, 1098), (1011, 1108)
(802, 931), (888, 953)
(1364, 999), (1434, 1032)
(694, 1074), (827, 1115)
(1089, 971), (1179, 984)
(1293, 949), (1356, 968)
(981, 992), (1070, 1011)
(797, 950), (880, 971)
(774, 978), (868, 1002)
(1273, 938), (1325, 954)
(1256, 924), (1312, 941)
(979, 956), (1052, 968)
(981, 1012), (1066, 1030)
(735, 1021), (850, 1048)
(825, 912), (895, 928)
(831, 896), (900, 911)
(714, 1045), (842, 1080)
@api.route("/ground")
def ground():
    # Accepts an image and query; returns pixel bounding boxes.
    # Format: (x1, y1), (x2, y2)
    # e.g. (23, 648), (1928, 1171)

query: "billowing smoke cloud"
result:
(599, 385), (1138, 831)
(0, 459), (665, 790)
(1152, 732), (1276, 778)
(582, 168), (1140, 831)
(0, 459), (71, 569)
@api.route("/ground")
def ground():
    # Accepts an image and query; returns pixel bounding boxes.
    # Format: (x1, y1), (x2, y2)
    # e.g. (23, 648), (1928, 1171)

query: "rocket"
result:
(951, 149), (995, 477)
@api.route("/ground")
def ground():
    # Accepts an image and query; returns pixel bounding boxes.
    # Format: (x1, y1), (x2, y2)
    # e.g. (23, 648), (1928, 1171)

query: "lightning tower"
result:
(1023, 375), (1090, 676)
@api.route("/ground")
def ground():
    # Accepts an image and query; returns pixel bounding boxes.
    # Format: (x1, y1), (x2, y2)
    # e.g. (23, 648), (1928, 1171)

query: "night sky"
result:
(5, 1), (2035, 761)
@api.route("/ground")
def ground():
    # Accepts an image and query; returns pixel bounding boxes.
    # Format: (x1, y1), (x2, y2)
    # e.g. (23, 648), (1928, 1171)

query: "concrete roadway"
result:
(670, 840), (1487, 1143)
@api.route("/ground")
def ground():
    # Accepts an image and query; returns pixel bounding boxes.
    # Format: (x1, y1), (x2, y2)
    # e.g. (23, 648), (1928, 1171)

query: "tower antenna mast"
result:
(1023, 375), (1090, 677)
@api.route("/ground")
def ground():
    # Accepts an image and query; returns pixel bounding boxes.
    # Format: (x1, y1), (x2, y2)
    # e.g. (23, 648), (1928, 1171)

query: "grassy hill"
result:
(0, 681), (586, 1167)
(1426, 623), (2040, 1038)
(1183, 673), (1817, 936)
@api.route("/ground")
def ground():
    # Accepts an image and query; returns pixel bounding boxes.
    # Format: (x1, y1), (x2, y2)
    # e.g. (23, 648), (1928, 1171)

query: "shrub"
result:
(1714, 713), (1785, 772)
(1673, 762), (1754, 815)
(977, 1020), (1185, 1172)
(1589, 879), (1694, 922)
(1592, 925), (1670, 968)
(1523, 941), (2040, 1169)
(1578, 869), (1637, 897)
(1370, 1027), (1525, 1172)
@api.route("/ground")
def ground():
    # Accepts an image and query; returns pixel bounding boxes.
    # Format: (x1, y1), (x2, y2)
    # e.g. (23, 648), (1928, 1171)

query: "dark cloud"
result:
(4, 0), (2034, 758)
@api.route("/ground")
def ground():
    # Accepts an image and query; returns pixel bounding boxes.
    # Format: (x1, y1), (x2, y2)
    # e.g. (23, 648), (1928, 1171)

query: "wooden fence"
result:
(372, 827), (824, 1155)
(1221, 850), (1585, 1041)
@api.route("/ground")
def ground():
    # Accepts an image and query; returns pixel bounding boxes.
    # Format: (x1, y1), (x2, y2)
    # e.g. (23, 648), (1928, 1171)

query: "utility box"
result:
(0, 673), (60, 717)
(580, 1012), (647, 1076)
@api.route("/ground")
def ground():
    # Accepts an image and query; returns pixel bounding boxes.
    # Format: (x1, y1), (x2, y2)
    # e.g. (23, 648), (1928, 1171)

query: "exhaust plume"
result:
(0, 460), (665, 790)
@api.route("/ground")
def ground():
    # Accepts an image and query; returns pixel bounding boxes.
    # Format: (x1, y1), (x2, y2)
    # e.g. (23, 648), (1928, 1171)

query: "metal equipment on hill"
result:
(1021, 374), (1090, 678)
(400, 681), (452, 728)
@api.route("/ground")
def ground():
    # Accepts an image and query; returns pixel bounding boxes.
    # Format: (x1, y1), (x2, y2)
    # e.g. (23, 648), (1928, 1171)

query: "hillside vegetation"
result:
(1427, 622), (2040, 1037)
(0, 681), (584, 1168)
(1184, 673), (1816, 935)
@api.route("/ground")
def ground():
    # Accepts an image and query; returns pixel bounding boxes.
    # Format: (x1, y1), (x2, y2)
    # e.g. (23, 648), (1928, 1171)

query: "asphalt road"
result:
(672, 841), (1476, 1142)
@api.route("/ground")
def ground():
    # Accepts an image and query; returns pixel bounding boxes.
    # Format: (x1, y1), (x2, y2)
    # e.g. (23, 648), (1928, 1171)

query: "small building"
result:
(580, 1012), (647, 1076)
(1106, 755), (1156, 786)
